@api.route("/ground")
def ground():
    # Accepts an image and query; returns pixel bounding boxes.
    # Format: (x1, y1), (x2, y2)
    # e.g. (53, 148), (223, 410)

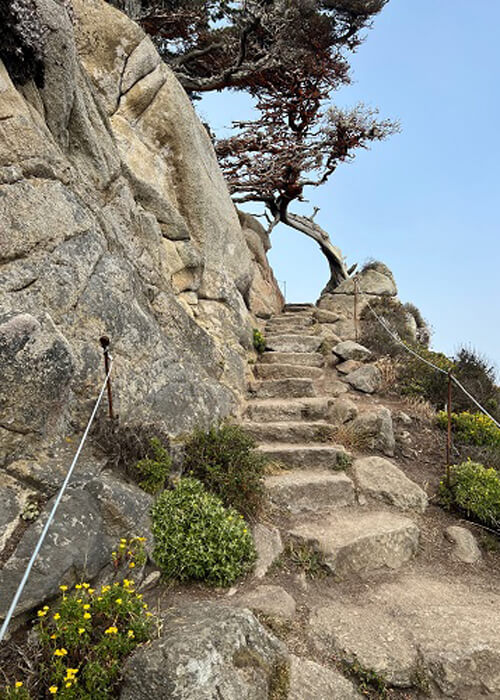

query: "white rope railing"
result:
(0, 357), (113, 643)
(355, 279), (500, 429)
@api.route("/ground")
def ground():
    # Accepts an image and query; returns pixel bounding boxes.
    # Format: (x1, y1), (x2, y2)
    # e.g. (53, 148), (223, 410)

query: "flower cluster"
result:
(111, 536), (147, 571)
(2, 542), (154, 699)
(437, 410), (500, 447)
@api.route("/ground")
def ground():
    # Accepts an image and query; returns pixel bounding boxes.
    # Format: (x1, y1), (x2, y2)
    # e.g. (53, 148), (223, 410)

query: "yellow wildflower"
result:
(49, 686), (58, 694)
(65, 682), (72, 689)
(50, 634), (57, 640)
(75, 584), (82, 590)
(115, 598), (123, 605)
(37, 610), (47, 618)
(54, 648), (68, 657)
(129, 562), (135, 569)
(127, 630), (135, 639)
(15, 682), (23, 688)
(83, 613), (91, 620)
(59, 585), (68, 592)
(53, 613), (61, 621)
(78, 628), (85, 635)
(82, 583), (90, 589)
(105, 626), (118, 635)
(83, 604), (90, 610)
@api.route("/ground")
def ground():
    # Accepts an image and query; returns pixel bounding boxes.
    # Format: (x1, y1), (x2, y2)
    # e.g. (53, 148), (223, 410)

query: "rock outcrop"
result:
(0, 0), (283, 470)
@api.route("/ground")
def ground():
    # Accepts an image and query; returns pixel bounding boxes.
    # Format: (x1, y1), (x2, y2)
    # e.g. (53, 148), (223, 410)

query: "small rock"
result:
(398, 411), (412, 425)
(236, 585), (296, 620)
(445, 526), (481, 564)
(329, 397), (358, 426)
(353, 456), (427, 513)
(139, 571), (161, 592)
(345, 365), (382, 394)
(253, 523), (284, 578)
(337, 359), (361, 375)
(333, 340), (372, 362)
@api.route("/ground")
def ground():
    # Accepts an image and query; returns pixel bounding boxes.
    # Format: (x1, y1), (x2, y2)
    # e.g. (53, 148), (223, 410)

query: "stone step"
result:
(266, 316), (314, 328)
(257, 443), (349, 470)
(243, 421), (335, 444)
(289, 510), (420, 577)
(253, 364), (323, 380)
(245, 398), (331, 422)
(248, 379), (316, 400)
(260, 352), (324, 368)
(284, 304), (315, 312)
(266, 469), (355, 513)
(265, 323), (315, 336)
(265, 334), (322, 354)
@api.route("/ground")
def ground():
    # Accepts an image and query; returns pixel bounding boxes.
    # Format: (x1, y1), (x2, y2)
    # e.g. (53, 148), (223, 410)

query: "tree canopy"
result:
(112, 0), (398, 291)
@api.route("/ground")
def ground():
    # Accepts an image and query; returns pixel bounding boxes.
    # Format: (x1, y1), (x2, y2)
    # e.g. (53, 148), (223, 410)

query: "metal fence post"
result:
(100, 336), (114, 420)
(446, 371), (453, 486)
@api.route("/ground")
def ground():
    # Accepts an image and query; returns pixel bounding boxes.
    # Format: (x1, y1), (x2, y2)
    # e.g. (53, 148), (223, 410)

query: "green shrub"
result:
(151, 478), (256, 586)
(360, 297), (418, 359)
(441, 460), (500, 529)
(181, 423), (266, 519)
(134, 438), (171, 494)
(452, 347), (499, 419)
(437, 411), (500, 447)
(253, 328), (266, 354)
(1, 574), (154, 699)
(397, 346), (454, 407)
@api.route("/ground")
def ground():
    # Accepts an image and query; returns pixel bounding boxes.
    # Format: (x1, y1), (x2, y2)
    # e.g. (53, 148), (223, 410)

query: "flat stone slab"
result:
(236, 585), (296, 620)
(257, 444), (350, 471)
(243, 421), (336, 444)
(245, 398), (330, 423)
(289, 510), (419, 576)
(445, 525), (481, 564)
(248, 378), (316, 399)
(265, 334), (322, 354)
(336, 359), (361, 375)
(289, 655), (361, 700)
(266, 469), (355, 513)
(353, 456), (427, 512)
(253, 523), (284, 578)
(254, 363), (323, 380)
(309, 574), (500, 697)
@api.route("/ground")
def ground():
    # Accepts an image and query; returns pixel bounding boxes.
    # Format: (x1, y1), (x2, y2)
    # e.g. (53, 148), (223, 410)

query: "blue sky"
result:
(199, 0), (500, 371)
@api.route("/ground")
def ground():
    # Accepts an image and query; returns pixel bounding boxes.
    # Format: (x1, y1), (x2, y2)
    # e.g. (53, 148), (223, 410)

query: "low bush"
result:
(437, 411), (500, 447)
(151, 478), (256, 586)
(441, 460), (500, 529)
(253, 328), (266, 354)
(452, 347), (499, 419)
(1, 576), (154, 699)
(181, 423), (266, 519)
(397, 347), (454, 407)
(92, 419), (171, 491)
(134, 438), (171, 494)
(359, 297), (418, 359)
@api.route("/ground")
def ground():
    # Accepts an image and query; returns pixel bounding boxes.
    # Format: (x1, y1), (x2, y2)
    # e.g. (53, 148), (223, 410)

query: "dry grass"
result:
(333, 423), (372, 452)
(375, 356), (401, 393)
(401, 396), (436, 423)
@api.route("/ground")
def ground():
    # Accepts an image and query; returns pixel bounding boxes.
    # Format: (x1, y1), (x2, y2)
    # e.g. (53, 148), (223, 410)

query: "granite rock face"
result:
(0, 0), (282, 469)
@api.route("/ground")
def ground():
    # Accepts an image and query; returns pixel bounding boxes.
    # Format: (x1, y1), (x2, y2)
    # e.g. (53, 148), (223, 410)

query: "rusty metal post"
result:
(99, 336), (114, 420)
(446, 371), (453, 486)
(354, 277), (359, 342)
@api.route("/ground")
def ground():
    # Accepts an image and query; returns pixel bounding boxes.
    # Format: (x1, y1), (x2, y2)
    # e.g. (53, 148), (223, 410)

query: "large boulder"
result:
(350, 407), (395, 456)
(120, 603), (288, 699)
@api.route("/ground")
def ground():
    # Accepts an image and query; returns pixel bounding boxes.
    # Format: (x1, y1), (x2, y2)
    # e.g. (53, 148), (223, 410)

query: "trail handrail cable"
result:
(0, 356), (113, 644)
(357, 283), (500, 429)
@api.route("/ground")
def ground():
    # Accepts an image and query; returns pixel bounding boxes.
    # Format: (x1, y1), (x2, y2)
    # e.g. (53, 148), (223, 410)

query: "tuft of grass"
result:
(285, 541), (330, 580)
(341, 657), (390, 698)
(334, 424), (371, 453)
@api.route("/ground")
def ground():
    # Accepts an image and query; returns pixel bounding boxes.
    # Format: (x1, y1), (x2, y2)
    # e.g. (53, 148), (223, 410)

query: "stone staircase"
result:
(244, 304), (424, 579)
